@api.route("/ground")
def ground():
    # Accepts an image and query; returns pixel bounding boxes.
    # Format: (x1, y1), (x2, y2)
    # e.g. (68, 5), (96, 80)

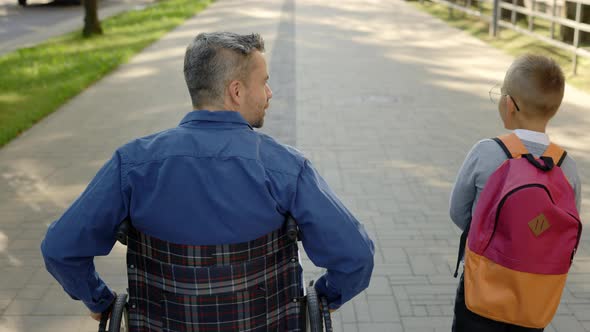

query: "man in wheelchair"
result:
(41, 32), (375, 331)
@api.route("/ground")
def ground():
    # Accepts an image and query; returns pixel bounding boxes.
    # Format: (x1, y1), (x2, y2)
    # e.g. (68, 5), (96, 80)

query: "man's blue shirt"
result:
(41, 110), (374, 313)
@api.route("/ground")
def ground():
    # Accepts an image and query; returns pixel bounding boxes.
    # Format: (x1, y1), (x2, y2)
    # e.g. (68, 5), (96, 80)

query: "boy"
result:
(449, 54), (582, 331)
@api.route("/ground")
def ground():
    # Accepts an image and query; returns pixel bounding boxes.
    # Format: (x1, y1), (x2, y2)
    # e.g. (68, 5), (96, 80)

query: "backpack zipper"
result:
(486, 184), (582, 265)
(485, 184), (553, 252)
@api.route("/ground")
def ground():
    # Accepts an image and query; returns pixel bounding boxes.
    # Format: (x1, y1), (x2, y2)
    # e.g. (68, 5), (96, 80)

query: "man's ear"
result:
(228, 80), (242, 108)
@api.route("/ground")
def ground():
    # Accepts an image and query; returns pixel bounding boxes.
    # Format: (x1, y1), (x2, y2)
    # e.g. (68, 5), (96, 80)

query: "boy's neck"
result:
(512, 118), (548, 133)
(512, 125), (546, 133)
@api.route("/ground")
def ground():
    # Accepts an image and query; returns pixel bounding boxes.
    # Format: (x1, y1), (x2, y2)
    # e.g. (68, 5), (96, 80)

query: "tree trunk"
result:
(83, 0), (103, 37)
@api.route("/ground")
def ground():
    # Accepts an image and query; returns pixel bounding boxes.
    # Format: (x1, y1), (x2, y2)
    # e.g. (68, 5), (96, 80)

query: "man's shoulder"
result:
(254, 132), (306, 176)
(116, 127), (182, 164)
(115, 128), (307, 175)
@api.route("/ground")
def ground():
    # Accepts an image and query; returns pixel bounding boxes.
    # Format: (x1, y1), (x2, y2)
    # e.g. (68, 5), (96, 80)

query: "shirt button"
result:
(290, 258), (297, 263)
(131, 304), (137, 309)
(129, 265), (135, 269)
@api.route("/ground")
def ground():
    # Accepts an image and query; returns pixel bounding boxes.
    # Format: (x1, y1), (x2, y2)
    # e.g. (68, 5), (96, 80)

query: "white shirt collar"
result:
(514, 129), (550, 145)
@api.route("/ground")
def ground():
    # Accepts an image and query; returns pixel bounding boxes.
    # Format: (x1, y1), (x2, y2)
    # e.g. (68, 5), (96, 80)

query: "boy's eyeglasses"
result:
(489, 83), (521, 112)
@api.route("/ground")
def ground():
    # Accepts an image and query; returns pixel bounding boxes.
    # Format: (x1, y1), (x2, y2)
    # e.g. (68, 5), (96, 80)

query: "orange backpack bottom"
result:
(464, 247), (567, 329)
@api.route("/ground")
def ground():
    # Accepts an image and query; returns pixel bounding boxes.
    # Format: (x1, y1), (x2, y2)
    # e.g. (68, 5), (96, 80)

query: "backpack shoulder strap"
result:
(492, 133), (529, 159)
(542, 142), (567, 167)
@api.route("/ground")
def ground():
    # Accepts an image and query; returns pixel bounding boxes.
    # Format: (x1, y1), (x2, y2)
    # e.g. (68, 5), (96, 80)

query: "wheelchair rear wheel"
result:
(108, 293), (129, 332)
(306, 281), (323, 332)
(98, 293), (129, 332)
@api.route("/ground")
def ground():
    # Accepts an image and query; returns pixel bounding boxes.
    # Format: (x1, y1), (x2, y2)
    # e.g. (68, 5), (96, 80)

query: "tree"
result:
(83, 0), (103, 37)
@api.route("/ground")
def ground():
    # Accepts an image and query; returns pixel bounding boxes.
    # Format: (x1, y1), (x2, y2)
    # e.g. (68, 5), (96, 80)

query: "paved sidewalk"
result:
(1, 0), (589, 331)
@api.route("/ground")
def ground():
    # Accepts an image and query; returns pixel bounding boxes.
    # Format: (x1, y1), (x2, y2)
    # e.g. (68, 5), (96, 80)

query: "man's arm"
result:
(289, 160), (374, 310)
(41, 151), (129, 314)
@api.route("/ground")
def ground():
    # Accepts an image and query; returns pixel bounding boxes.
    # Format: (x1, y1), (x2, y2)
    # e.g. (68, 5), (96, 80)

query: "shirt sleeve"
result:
(449, 143), (481, 231)
(575, 177), (582, 214)
(563, 156), (583, 214)
(289, 160), (375, 310)
(41, 151), (129, 313)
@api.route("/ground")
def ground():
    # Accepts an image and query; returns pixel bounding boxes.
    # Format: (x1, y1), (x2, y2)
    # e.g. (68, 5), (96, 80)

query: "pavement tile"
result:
(1, 0), (589, 330)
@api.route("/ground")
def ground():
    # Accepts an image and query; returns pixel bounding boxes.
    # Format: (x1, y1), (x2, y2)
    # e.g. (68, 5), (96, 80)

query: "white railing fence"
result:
(417, 0), (590, 74)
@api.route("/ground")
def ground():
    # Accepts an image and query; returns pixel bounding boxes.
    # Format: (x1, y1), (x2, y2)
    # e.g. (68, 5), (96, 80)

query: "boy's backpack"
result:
(453, 133), (582, 328)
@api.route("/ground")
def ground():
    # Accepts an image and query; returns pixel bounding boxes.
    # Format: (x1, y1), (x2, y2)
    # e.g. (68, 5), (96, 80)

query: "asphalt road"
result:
(0, 0), (154, 55)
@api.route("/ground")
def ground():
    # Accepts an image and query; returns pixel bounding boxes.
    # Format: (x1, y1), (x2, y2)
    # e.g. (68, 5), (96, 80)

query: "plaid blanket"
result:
(125, 223), (304, 331)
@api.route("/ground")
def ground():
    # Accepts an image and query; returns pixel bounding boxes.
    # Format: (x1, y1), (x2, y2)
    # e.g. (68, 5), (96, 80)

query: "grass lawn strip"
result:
(0, 0), (212, 147)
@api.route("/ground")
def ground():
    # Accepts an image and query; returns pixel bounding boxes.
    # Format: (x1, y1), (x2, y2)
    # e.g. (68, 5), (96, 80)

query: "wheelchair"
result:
(98, 217), (332, 332)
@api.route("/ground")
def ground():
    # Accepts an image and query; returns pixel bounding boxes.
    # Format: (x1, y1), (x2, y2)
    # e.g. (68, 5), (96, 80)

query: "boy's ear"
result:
(506, 96), (518, 114)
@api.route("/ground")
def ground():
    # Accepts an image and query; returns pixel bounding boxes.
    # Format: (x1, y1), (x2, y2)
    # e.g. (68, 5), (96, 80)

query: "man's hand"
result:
(90, 311), (103, 322)
(90, 291), (116, 321)
(91, 309), (113, 322)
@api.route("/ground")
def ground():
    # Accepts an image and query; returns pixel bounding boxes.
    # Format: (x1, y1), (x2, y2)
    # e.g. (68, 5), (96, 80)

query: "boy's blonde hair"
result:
(503, 54), (565, 119)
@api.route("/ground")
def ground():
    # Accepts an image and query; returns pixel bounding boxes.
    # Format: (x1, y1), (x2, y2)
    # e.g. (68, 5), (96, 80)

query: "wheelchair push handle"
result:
(286, 215), (299, 242)
(116, 218), (132, 246)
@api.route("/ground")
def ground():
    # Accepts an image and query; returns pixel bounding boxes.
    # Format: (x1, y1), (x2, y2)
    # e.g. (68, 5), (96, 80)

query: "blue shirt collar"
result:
(179, 110), (253, 129)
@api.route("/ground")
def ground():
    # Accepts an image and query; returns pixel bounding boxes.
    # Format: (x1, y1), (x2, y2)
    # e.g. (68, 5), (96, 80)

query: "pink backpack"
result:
(453, 133), (582, 328)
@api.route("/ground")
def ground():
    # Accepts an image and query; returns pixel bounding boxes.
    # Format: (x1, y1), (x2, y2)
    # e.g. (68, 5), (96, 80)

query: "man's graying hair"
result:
(184, 32), (265, 108)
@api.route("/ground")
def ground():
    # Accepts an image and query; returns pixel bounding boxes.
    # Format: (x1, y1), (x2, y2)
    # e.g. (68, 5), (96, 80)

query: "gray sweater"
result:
(450, 138), (582, 231)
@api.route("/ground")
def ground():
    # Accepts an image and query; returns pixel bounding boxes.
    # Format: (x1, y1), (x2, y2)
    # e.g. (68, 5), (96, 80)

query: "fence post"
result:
(550, 0), (557, 39)
(572, 1), (582, 75)
(490, 0), (501, 36)
(529, 0), (536, 31)
(511, 0), (517, 25)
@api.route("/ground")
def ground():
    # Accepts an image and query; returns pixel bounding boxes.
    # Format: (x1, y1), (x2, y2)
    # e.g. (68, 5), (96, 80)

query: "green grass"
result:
(409, 0), (590, 93)
(0, 0), (212, 147)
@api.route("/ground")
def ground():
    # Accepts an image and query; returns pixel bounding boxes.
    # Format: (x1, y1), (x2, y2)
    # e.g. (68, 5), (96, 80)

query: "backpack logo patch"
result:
(528, 214), (551, 237)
